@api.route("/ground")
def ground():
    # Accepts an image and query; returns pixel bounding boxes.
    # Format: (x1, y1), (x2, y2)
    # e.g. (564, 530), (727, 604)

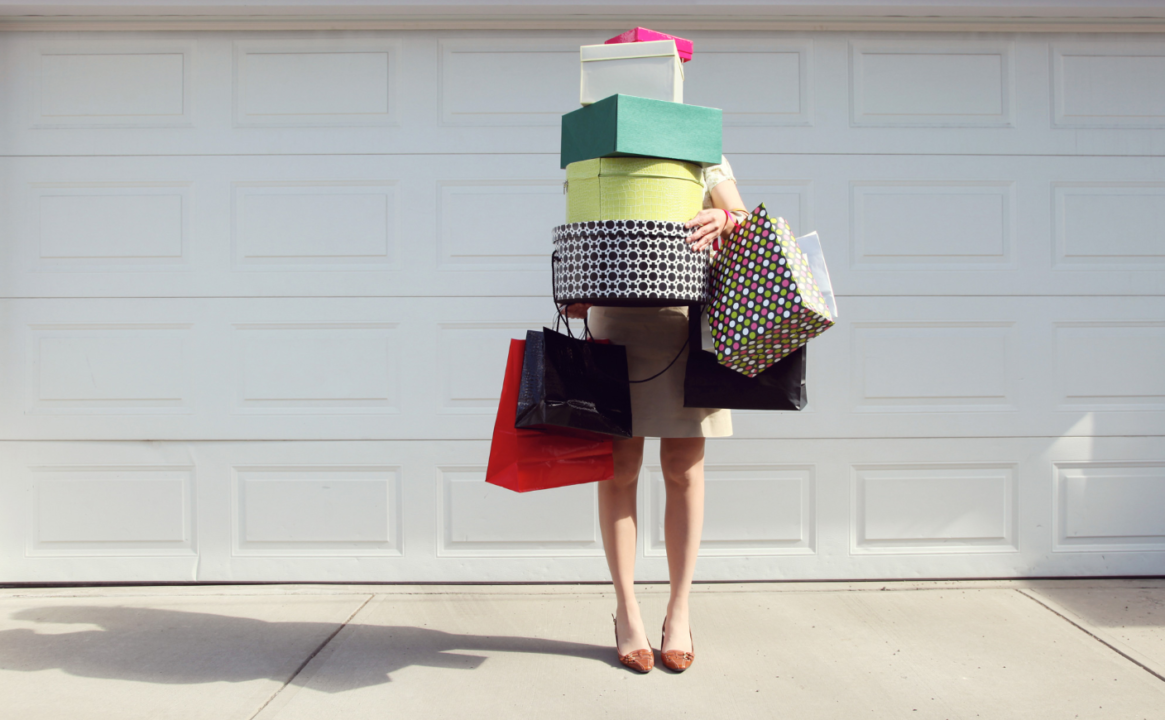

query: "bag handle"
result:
(551, 251), (593, 341)
(629, 303), (700, 384)
(551, 251), (689, 383)
(628, 334), (688, 384)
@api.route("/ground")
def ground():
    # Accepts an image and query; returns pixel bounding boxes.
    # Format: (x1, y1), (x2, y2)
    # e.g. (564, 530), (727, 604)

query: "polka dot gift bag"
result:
(707, 204), (835, 377)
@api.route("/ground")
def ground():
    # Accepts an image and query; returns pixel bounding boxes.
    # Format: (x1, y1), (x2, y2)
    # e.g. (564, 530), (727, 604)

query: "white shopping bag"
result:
(794, 231), (838, 320)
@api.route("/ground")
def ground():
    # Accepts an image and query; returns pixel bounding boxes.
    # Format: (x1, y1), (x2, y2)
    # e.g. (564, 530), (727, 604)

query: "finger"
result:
(686, 210), (716, 227)
(688, 222), (720, 244)
(686, 218), (714, 237)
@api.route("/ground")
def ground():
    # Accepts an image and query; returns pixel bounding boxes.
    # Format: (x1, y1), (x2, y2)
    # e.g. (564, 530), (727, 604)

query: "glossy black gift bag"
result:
(683, 306), (807, 411)
(515, 325), (634, 439)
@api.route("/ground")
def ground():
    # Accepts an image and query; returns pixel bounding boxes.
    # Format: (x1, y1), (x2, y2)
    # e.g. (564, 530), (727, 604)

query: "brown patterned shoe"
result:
(613, 615), (654, 673)
(660, 618), (694, 672)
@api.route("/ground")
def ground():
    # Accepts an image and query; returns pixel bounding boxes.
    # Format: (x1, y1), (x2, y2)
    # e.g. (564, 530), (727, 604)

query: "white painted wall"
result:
(0, 28), (1162, 582)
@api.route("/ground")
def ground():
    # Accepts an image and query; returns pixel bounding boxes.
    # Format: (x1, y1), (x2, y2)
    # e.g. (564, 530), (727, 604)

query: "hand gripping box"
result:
(560, 94), (722, 168)
(565, 157), (703, 223)
(580, 40), (683, 105)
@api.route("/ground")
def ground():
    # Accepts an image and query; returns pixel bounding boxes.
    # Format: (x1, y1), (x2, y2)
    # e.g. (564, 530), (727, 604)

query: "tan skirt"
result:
(588, 306), (732, 439)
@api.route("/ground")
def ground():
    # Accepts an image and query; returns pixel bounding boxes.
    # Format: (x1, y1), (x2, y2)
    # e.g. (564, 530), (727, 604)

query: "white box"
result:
(579, 40), (684, 106)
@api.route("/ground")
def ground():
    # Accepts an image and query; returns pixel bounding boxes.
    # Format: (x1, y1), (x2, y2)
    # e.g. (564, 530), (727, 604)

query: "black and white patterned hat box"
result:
(552, 219), (710, 307)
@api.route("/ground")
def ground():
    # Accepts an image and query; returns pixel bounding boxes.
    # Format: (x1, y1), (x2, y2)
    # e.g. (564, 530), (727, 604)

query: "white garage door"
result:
(0, 28), (1162, 583)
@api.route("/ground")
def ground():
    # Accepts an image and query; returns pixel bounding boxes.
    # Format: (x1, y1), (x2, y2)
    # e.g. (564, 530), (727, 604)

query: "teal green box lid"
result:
(560, 94), (722, 169)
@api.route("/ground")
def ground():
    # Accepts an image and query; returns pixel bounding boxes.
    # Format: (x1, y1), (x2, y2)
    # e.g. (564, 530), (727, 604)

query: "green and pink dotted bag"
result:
(708, 204), (834, 377)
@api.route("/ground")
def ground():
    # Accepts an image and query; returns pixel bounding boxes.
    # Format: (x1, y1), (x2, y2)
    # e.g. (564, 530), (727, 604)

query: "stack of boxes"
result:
(552, 29), (725, 308)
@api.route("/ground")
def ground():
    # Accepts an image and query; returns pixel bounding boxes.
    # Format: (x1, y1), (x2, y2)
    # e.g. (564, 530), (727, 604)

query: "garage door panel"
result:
(4, 437), (1162, 583)
(1, 23), (1161, 584)
(230, 321), (403, 414)
(849, 40), (1015, 128)
(851, 463), (1019, 554)
(645, 463), (816, 557)
(439, 37), (577, 126)
(1051, 42), (1165, 129)
(232, 182), (401, 271)
(1052, 182), (1165, 269)
(0, 297), (555, 440)
(0, 442), (203, 583)
(1052, 322), (1165, 411)
(30, 39), (196, 130)
(27, 322), (196, 415)
(683, 38), (812, 127)
(848, 180), (1016, 269)
(2, 297), (1161, 441)
(4, 154), (1164, 298)
(737, 295), (1165, 440)
(3, 32), (1164, 159)
(1054, 461), (1165, 553)
(233, 38), (401, 128)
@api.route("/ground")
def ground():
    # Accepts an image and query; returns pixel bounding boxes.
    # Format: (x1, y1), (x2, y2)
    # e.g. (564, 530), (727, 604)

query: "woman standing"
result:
(567, 157), (748, 673)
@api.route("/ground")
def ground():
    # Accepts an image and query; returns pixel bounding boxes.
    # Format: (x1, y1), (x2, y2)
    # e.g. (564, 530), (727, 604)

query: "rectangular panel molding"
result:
(1053, 43), (1165, 128)
(232, 182), (399, 269)
(27, 323), (193, 414)
(1054, 322), (1165, 410)
(34, 183), (191, 270)
(234, 39), (398, 127)
(30, 465), (195, 556)
(850, 41), (1014, 127)
(34, 41), (193, 128)
(851, 182), (1015, 268)
(852, 463), (1018, 553)
(438, 467), (601, 556)
(851, 322), (1016, 412)
(646, 464), (816, 556)
(1055, 462), (1165, 551)
(684, 40), (812, 127)
(437, 182), (562, 269)
(440, 39), (578, 126)
(233, 465), (401, 556)
(232, 323), (400, 413)
(733, 181), (811, 238)
(1053, 183), (1165, 267)
(436, 322), (544, 413)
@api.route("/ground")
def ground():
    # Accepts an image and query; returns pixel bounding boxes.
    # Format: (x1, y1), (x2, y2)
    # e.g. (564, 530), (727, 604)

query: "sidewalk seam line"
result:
(1016, 588), (1165, 685)
(246, 593), (375, 720)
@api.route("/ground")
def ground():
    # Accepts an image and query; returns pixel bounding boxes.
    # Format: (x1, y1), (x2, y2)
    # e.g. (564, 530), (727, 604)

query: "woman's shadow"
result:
(0, 604), (622, 692)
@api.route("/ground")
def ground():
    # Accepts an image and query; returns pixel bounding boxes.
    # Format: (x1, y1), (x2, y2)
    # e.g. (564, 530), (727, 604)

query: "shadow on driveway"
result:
(0, 605), (620, 691)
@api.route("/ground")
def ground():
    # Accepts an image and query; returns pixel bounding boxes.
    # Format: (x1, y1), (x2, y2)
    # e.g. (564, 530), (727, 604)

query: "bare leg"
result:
(598, 436), (649, 655)
(659, 436), (705, 654)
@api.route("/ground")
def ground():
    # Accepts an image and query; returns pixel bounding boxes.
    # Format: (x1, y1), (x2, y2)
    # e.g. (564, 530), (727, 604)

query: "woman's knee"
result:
(660, 438), (704, 487)
(607, 437), (645, 488)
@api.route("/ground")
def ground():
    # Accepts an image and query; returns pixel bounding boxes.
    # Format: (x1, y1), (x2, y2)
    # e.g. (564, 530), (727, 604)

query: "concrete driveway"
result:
(1, 579), (1162, 719)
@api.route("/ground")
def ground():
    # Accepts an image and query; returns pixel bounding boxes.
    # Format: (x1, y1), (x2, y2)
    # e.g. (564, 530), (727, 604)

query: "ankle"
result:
(666, 600), (690, 620)
(616, 599), (643, 623)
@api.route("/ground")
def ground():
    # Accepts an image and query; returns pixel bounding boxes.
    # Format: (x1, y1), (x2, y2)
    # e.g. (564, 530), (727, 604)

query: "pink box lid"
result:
(604, 27), (693, 62)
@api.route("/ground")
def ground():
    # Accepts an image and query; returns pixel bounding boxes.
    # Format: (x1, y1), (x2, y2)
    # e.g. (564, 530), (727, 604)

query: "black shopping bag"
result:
(515, 327), (633, 439)
(683, 306), (807, 411)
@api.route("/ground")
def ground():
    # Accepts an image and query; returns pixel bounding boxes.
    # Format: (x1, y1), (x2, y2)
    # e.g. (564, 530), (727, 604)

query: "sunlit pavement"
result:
(1, 579), (1163, 719)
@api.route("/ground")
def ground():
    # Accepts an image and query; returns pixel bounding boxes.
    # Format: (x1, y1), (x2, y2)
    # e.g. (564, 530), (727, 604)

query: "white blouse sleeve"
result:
(701, 155), (735, 204)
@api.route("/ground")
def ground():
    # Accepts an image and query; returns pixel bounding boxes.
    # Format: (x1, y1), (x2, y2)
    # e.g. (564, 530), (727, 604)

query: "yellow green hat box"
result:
(565, 157), (703, 223)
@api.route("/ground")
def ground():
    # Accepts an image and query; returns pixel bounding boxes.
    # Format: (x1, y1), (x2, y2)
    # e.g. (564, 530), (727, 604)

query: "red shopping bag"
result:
(486, 338), (615, 492)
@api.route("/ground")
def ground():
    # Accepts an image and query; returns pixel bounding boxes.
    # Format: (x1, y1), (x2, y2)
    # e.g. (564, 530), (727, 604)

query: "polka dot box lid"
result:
(708, 204), (835, 378)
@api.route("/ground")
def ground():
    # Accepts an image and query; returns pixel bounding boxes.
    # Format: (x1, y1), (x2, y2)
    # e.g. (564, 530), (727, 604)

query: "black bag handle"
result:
(629, 303), (700, 384)
(552, 251), (594, 341)
(628, 334), (688, 384)
(550, 251), (687, 383)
